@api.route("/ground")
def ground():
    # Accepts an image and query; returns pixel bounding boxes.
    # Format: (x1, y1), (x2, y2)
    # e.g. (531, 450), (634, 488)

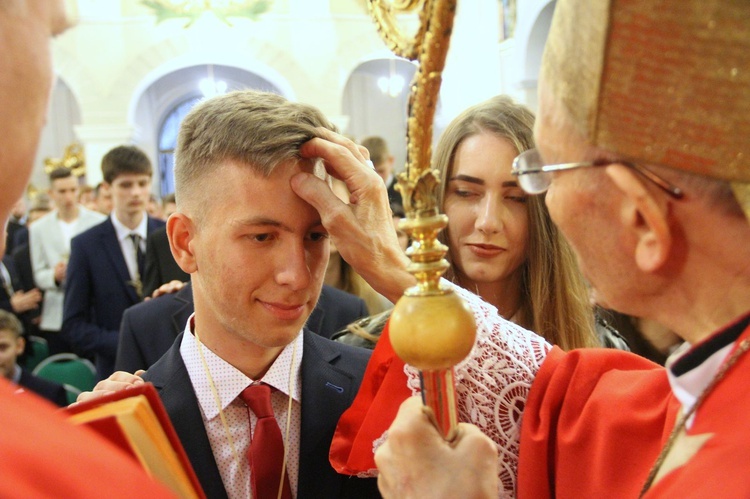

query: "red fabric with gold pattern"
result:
(515, 336), (750, 498)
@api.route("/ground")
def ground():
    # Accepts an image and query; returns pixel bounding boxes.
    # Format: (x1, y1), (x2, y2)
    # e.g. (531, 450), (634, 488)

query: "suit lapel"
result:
(146, 216), (165, 236)
(171, 284), (194, 337)
(298, 332), (358, 497)
(307, 304), (325, 337)
(146, 336), (228, 499)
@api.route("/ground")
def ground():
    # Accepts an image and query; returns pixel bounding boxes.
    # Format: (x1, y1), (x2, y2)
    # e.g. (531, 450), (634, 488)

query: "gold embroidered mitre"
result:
(541, 0), (750, 213)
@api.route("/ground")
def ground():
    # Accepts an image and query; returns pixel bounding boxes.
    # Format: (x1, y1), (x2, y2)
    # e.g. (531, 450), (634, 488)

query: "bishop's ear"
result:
(166, 213), (198, 274)
(605, 164), (673, 273)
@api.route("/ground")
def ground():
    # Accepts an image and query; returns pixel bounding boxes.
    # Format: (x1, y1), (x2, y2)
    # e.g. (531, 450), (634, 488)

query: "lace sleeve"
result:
(402, 283), (551, 497)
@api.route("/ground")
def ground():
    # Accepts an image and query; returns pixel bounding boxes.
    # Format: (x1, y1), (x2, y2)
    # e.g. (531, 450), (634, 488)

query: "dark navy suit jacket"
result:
(115, 283), (368, 373)
(143, 330), (380, 499)
(18, 368), (67, 407)
(62, 216), (165, 378)
(142, 226), (189, 298)
(1, 256), (39, 346)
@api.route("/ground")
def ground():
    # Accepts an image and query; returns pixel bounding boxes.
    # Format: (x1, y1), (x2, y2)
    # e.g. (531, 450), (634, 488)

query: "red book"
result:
(66, 383), (205, 499)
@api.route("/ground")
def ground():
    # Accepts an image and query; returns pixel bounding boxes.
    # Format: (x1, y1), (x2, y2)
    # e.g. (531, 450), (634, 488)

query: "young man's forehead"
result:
(51, 176), (77, 187)
(110, 173), (152, 184)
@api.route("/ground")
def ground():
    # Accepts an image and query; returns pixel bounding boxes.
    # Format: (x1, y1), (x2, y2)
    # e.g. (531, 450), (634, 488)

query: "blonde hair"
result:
(174, 90), (335, 219)
(434, 95), (599, 349)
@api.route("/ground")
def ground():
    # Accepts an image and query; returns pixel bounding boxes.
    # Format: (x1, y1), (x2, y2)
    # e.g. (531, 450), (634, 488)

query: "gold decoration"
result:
(141, 0), (272, 27)
(26, 184), (42, 201)
(368, 0), (476, 441)
(44, 143), (86, 177)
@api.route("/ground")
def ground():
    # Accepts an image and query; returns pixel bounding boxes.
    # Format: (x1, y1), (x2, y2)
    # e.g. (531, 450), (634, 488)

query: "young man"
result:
(96, 90), (380, 498)
(373, 0), (750, 497)
(0, 2), (173, 496)
(93, 181), (114, 214)
(63, 146), (165, 378)
(30, 167), (105, 354)
(0, 309), (66, 406)
(8, 194), (53, 344)
(0, 251), (42, 348)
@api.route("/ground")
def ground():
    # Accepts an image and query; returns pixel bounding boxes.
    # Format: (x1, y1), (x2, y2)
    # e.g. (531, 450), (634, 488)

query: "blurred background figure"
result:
(146, 193), (164, 220)
(361, 136), (403, 212)
(161, 193), (177, 219)
(92, 182), (113, 215)
(0, 310), (66, 406)
(390, 201), (409, 252)
(8, 194), (53, 348)
(30, 167), (106, 355)
(77, 184), (96, 210)
(3, 198), (27, 257)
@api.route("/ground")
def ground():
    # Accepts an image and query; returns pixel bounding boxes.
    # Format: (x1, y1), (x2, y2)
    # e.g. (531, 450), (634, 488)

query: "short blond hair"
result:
(174, 90), (336, 216)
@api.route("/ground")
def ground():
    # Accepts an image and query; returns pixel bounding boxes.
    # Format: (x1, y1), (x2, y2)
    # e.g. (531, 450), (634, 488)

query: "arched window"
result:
(157, 96), (201, 197)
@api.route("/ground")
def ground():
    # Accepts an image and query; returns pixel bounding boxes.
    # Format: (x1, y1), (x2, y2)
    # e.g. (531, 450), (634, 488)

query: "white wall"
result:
(37, 0), (555, 195)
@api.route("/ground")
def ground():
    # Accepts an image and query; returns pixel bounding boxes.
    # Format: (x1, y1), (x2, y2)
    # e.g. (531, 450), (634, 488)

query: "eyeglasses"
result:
(511, 148), (684, 199)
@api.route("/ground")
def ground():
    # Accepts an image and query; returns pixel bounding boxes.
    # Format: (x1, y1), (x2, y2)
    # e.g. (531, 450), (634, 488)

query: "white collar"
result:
(110, 212), (148, 242)
(180, 315), (304, 420)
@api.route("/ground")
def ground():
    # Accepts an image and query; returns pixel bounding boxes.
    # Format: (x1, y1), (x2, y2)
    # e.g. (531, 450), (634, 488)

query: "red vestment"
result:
(518, 320), (750, 498)
(0, 378), (175, 498)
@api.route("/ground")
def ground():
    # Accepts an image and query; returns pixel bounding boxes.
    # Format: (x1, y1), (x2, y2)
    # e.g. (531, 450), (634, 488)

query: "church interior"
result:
(35, 0), (554, 196)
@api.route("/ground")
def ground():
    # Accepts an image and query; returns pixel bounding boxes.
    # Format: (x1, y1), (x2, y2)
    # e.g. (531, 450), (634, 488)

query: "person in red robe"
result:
(0, 3), (176, 497)
(348, 0), (750, 497)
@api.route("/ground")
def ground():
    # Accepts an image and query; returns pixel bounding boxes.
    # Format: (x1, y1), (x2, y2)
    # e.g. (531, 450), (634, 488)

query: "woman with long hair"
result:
(434, 94), (599, 349)
(330, 96), (620, 494)
(335, 95), (602, 349)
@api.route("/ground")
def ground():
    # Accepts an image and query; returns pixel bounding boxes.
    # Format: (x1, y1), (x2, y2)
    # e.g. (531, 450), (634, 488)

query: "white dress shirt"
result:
(180, 316), (303, 498)
(110, 213), (147, 281)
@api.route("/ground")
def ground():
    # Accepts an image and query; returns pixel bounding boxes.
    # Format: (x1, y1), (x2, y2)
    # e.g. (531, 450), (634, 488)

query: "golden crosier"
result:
(368, 0), (455, 184)
(367, 0), (476, 441)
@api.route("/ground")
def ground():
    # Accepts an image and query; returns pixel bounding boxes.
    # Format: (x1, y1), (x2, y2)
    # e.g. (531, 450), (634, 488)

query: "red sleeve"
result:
(330, 323), (413, 475)
(518, 346), (676, 498)
(0, 379), (176, 498)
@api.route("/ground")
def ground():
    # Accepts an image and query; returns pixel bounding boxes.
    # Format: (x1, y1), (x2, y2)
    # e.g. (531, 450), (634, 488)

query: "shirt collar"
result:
(666, 312), (750, 425)
(110, 212), (148, 242)
(180, 314), (304, 420)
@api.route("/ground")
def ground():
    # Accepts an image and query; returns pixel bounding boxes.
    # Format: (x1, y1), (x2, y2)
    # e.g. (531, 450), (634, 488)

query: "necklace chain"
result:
(194, 326), (298, 498)
(639, 337), (750, 496)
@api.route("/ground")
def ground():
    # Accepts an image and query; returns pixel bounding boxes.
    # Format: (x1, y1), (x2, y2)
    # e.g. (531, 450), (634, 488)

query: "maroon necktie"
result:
(240, 384), (293, 499)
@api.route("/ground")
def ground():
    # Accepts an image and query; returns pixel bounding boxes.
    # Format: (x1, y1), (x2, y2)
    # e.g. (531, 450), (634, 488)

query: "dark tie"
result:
(128, 233), (145, 279)
(240, 384), (293, 499)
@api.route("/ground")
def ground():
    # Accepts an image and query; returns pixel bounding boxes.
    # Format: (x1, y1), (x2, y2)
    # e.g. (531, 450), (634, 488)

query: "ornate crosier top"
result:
(367, 0), (457, 294)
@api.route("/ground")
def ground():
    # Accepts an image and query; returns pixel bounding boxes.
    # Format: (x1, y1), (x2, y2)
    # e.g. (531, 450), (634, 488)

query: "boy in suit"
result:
(62, 146), (165, 378)
(30, 167), (105, 355)
(0, 310), (66, 406)
(91, 90), (381, 498)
